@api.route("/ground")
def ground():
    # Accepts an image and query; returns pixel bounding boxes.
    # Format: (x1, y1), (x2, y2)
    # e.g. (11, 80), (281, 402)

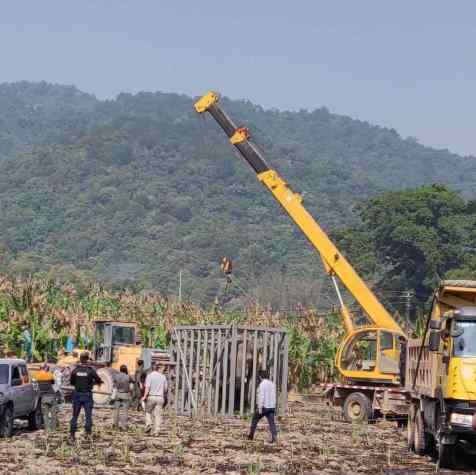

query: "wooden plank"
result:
(180, 330), (188, 414)
(174, 329), (196, 413)
(214, 329), (222, 415)
(201, 329), (208, 412)
(281, 332), (289, 414)
(250, 330), (258, 414)
(208, 329), (215, 414)
(272, 332), (278, 384)
(195, 329), (202, 414)
(221, 329), (229, 415)
(187, 329), (195, 414)
(228, 324), (237, 416)
(262, 331), (268, 370)
(174, 330), (181, 413)
(239, 329), (247, 416)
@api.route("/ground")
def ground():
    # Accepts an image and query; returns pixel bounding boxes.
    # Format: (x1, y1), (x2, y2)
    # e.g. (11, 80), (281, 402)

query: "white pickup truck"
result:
(0, 358), (42, 437)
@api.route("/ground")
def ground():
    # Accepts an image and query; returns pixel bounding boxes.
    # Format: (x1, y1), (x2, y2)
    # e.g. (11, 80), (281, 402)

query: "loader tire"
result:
(343, 392), (372, 423)
(414, 411), (427, 455)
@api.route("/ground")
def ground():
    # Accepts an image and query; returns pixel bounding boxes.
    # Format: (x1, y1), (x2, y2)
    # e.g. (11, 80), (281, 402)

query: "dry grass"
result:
(0, 397), (440, 475)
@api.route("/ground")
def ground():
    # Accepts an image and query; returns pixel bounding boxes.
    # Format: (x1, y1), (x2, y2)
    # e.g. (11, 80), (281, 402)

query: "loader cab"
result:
(93, 320), (137, 365)
(337, 327), (403, 384)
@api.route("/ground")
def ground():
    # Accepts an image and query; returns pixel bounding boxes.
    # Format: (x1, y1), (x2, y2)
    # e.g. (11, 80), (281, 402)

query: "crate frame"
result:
(170, 324), (288, 416)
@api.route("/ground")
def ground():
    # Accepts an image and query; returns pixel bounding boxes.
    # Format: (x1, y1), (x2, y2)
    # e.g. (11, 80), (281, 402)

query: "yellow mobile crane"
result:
(195, 91), (407, 422)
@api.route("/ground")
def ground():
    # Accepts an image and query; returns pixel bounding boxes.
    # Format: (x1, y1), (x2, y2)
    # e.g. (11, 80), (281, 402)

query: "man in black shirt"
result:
(69, 352), (102, 441)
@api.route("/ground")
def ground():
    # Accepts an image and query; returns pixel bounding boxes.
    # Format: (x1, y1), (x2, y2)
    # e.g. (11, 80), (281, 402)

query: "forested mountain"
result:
(0, 81), (475, 308)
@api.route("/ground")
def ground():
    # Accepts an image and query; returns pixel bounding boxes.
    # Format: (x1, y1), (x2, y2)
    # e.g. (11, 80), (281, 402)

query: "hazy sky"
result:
(1, 1), (475, 156)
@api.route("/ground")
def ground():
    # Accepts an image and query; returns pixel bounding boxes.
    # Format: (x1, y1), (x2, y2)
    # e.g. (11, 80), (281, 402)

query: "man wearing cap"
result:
(35, 363), (62, 431)
(112, 364), (132, 431)
(142, 362), (168, 436)
(69, 352), (103, 442)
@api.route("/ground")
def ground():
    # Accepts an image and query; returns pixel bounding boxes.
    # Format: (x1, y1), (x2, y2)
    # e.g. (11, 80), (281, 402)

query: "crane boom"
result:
(195, 91), (403, 335)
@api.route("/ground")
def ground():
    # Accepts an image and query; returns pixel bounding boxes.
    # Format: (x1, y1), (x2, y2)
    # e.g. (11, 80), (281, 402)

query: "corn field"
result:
(0, 275), (343, 389)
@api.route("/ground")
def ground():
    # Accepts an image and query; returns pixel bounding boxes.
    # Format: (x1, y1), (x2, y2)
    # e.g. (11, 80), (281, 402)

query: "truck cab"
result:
(407, 281), (476, 468)
(0, 358), (42, 437)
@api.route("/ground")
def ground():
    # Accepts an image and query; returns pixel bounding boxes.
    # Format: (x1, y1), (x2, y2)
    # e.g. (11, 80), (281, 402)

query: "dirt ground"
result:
(0, 394), (473, 475)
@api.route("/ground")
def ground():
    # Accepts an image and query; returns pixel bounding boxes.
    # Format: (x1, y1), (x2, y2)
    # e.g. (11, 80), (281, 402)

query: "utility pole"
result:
(405, 290), (413, 332)
(178, 270), (182, 304)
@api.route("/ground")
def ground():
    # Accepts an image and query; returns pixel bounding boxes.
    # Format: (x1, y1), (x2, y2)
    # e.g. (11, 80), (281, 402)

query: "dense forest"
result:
(0, 81), (475, 314)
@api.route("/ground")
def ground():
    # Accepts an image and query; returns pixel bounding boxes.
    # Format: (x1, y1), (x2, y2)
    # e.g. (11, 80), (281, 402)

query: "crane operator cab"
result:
(337, 328), (402, 384)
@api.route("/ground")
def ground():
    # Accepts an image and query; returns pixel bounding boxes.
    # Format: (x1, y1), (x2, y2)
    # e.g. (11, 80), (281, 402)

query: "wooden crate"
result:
(170, 324), (288, 416)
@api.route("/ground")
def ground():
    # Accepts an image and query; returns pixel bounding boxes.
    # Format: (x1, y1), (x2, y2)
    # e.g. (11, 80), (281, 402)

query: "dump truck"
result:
(194, 91), (407, 422)
(406, 280), (476, 468)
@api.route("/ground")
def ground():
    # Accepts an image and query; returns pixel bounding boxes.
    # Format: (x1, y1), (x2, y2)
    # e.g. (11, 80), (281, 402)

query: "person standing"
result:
(133, 359), (147, 411)
(248, 370), (278, 443)
(142, 362), (168, 436)
(69, 352), (102, 442)
(112, 365), (132, 431)
(36, 363), (62, 431)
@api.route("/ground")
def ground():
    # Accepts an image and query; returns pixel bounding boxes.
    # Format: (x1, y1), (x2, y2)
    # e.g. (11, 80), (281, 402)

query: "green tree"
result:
(337, 185), (476, 305)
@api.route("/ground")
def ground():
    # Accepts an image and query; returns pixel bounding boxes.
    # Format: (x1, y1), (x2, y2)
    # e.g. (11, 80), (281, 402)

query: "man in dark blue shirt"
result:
(69, 352), (102, 442)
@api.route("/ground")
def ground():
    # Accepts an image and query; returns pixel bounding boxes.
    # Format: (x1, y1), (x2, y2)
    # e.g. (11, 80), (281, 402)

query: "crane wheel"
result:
(343, 392), (372, 423)
(414, 411), (428, 455)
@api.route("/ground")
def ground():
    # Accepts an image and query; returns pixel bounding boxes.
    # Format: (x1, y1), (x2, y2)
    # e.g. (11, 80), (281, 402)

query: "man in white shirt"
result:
(142, 362), (168, 436)
(248, 369), (278, 443)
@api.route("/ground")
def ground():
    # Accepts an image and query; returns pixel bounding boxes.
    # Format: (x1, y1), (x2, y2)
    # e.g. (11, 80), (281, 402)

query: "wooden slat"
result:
(262, 331), (268, 370)
(208, 329), (215, 414)
(281, 332), (289, 414)
(272, 332), (278, 384)
(174, 331), (181, 413)
(250, 330), (258, 413)
(214, 329), (222, 415)
(195, 329), (202, 414)
(239, 329), (247, 416)
(221, 329), (229, 415)
(201, 329), (208, 413)
(228, 324), (237, 416)
(187, 329), (195, 413)
(180, 330), (188, 414)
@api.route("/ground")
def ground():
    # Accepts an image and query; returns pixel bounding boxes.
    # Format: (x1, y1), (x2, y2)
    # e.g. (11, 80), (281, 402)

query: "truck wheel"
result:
(407, 405), (415, 450)
(28, 404), (43, 431)
(343, 392), (372, 423)
(438, 441), (455, 469)
(414, 411), (427, 455)
(1, 406), (14, 438)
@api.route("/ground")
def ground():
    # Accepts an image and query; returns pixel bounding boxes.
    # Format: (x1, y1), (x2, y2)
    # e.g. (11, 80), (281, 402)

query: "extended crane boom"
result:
(195, 91), (402, 335)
